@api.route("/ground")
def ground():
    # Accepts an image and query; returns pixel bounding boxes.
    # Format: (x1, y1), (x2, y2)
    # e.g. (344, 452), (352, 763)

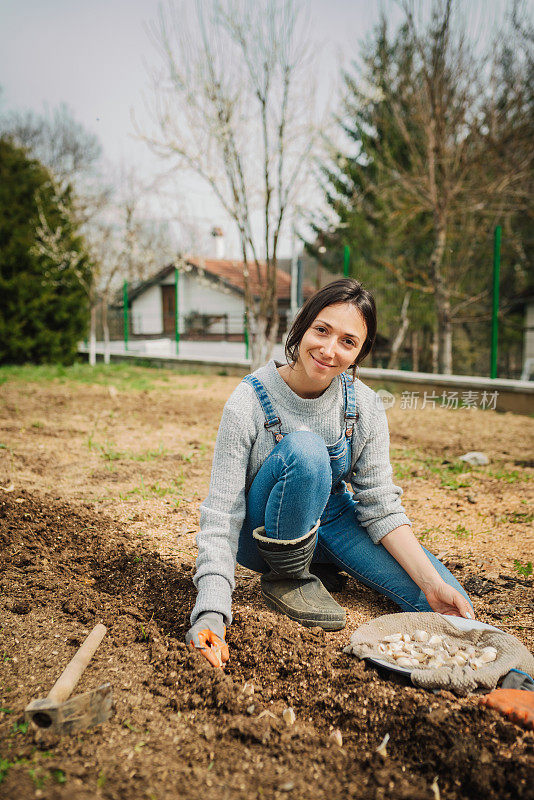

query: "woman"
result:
(186, 279), (474, 667)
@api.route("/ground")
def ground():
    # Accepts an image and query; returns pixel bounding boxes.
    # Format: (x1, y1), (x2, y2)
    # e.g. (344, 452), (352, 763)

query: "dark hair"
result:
(284, 278), (377, 380)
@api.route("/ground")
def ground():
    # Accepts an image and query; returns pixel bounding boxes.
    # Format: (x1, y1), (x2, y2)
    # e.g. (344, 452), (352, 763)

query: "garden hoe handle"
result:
(47, 623), (107, 705)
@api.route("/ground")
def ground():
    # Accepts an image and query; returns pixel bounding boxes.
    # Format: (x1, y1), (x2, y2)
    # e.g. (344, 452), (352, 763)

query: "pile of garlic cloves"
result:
(374, 630), (497, 670)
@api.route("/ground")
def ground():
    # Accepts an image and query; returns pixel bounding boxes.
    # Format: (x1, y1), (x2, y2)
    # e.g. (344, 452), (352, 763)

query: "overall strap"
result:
(242, 374), (283, 442)
(340, 371), (358, 437)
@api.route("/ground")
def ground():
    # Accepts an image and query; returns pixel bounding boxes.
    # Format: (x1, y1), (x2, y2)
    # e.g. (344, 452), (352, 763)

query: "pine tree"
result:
(311, 5), (533, 376)
(308, 20), (435, 369)
(0, 137), (91, 364)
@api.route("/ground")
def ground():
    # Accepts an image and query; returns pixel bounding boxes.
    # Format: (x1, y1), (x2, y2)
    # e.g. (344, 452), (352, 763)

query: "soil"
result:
(0, 370), (533, 799)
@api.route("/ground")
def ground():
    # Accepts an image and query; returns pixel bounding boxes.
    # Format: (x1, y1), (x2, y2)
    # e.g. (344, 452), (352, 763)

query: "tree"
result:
(0, 138), (91, 364)
(140, 0), (320, 368)
(308, 20), (435, 369)
(2, 103), (101, 184)
(87, 169), (177, 364)
(313, 1), (533, 374)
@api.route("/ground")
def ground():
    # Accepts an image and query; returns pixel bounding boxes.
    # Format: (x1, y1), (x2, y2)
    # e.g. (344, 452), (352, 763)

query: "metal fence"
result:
(92, 304), (526, 380)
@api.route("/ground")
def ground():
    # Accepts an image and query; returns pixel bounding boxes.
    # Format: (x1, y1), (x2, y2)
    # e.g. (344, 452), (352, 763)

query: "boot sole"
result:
(262, 595), (346, 631)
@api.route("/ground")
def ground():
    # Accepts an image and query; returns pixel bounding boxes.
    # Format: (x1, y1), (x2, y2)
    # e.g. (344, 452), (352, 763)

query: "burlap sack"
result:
(343, 612), (534, 696)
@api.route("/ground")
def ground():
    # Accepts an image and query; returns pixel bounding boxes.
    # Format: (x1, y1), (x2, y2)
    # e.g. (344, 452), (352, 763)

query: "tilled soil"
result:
(1, 490), (533, 800)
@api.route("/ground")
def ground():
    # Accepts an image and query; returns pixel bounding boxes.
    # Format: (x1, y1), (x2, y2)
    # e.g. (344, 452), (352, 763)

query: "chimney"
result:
(211, 226), (225, 259)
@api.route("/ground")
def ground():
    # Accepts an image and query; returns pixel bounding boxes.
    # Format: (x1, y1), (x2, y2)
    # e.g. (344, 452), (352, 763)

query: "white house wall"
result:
(161, 272), (245, 334)
(131, 284), (162, 335)
(525, 302), (534, 362)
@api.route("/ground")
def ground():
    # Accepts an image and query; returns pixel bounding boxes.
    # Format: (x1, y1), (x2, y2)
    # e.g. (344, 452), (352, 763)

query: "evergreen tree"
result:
(308, 21), (436, 369)
(311, 5), (532, 376)
(0, 137), (92, 364)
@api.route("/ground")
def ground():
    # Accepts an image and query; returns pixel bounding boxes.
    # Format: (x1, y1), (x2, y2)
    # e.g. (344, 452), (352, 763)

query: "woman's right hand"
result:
(185, 611), (229, 668)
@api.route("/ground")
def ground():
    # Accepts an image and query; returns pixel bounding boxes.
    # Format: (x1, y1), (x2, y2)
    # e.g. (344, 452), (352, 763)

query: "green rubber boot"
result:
(253, 521), (346, 631)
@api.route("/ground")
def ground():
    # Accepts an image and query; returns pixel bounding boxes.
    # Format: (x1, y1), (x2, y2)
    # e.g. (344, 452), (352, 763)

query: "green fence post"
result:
(174, 267), (180, 355)
(491, 225), (501, 379)
(343, 244), (350, 278)
(123, 280), (129, 351)
(244, 310), (249, 360)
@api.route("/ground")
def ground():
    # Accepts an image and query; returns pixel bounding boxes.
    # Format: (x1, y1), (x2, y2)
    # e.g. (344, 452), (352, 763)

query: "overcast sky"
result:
(0, 0), (525, 257)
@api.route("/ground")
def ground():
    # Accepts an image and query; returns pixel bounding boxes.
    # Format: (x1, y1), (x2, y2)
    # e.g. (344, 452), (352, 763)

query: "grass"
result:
(487, 468), (531, 484)
(417, 527), (440, 542)
(391, 448), (530, 492)
(452, 524), (472, 539)
(0, 362), (193, 392)
(513, 559), (533, 577)
(508, 511), (534, 524)
(0, 750), (56, 787)
(87, 438), (170, 462)
(392, 449), (475, 489)
(119, 475), (185, 503)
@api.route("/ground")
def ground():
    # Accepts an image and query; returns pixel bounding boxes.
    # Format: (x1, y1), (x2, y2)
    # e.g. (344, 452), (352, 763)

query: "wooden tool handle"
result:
(48, 623), (107, 705)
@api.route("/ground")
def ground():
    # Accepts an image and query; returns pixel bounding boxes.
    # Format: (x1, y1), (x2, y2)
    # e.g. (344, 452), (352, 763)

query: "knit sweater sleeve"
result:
(190, 394), (257, 627)
(350, 403), (411, 544)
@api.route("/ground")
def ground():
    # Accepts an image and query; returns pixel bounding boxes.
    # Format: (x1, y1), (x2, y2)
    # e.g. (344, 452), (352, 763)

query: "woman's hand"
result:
(422, 579), (474, 618)
(185, 611), (229, 668)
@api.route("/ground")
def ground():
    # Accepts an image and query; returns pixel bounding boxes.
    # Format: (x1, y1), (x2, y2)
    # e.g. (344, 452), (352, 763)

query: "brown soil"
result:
(0, 371), (533, 799)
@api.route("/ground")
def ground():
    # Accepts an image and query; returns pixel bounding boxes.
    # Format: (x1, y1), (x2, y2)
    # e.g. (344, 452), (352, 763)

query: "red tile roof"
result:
(187, 257), (315, 300)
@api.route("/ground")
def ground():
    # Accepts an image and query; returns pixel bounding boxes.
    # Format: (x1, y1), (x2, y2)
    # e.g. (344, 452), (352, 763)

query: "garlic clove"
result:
(330, 729), (343, 747)
(421, 647), (435, 656)
(283, 707), (296, 726)
(428, 634), (443, 646)
(478, 651), (497, 663)
(413, 630), (429, 643)
(396, 657), (413, 667)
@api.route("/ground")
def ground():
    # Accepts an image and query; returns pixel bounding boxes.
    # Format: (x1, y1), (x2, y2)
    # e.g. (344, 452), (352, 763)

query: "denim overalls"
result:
(235, 370), (474, 614)
(242, 371), (357, 505)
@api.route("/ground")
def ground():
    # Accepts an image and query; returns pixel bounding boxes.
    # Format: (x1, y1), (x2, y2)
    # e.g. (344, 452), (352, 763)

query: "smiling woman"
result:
(185, 278), (474, 668)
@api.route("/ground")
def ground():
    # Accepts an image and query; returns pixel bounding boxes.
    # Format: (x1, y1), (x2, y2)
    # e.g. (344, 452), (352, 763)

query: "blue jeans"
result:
(236, 431), (474, 613)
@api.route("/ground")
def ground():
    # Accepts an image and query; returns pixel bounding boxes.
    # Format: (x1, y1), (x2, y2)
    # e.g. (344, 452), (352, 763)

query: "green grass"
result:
(452, 524), (472, 539)
(507, 511), (534, 524)
(392, 449), (475, 490)
(119, 475), (185, 503)
(0, 362), (197, 392)
(513, 559), (533, 577)
(0, 752), (58, 787)
(393, 463), (417, 482)
(487, 468), (531, 484)
(87, 438), (170, 462)
(417, 527), (440, 542)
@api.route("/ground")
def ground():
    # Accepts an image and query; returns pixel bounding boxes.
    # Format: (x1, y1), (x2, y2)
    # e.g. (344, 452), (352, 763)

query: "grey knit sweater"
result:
(191, 359), (411, 625)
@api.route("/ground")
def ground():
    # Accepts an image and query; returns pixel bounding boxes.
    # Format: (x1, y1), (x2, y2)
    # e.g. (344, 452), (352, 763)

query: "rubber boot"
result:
(309, 563), (348, 594)
(253, 521), (346, 631)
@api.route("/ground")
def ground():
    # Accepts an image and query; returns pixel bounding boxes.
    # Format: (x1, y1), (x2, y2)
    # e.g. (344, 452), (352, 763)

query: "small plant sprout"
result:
(376, 732), (390, 757)
(513, 559), (533, 578)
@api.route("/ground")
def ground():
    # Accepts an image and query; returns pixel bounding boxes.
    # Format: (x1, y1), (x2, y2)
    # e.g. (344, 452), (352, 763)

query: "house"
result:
(122, 257), (315, 342)
(511, 287), (534, 380)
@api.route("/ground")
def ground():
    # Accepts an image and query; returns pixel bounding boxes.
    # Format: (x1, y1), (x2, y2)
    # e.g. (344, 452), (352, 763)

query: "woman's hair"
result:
(284, 278), (377, 380)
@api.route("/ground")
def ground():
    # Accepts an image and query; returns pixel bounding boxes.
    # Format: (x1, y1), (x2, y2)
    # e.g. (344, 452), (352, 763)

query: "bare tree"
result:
(356, 1), (532, 373)
(139, 0), (320, 368)
(2, 103), (101, 185)
(31, 183), (98, 363)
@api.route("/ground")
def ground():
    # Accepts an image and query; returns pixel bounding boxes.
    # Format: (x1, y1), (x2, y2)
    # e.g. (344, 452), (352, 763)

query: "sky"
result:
(0, 0), (526, 258)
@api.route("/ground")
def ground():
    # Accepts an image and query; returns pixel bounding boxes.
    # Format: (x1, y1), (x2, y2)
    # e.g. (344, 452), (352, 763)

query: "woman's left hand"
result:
(422, 579), (474, 618)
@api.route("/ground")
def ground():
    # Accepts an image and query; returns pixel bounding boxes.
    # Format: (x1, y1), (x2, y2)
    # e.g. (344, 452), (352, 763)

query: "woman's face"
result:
(296, 302), (367, 384)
